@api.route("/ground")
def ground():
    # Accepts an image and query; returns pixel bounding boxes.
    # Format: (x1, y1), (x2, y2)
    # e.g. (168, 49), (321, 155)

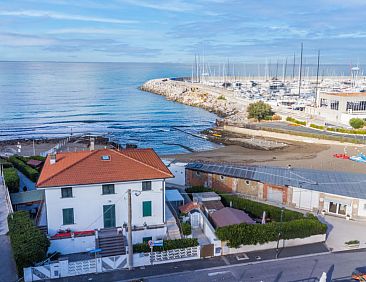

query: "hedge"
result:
(133, 238), (198, 253)
(182, 222), (192, 236)
(220, 194), (303, 222)
(216, 216), (327, 248)
(4, 167), (20, 193)
(8, 211), (50, 274)
(310, 124), (325, 130)
(8, 156), (39, 182)
(286, 117), (306, 126)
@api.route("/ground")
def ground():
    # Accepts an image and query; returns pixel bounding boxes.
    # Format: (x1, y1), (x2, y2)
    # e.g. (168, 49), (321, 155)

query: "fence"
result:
(24, 246), (200, 281)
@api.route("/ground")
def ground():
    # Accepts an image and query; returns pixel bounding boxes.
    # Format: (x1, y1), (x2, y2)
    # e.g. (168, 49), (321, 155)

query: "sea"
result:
(0, 61), (219, 155)
(0, 61), (362, 155)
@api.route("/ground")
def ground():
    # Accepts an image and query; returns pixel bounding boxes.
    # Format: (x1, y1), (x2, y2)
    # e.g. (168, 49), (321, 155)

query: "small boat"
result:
(350, 153), (366, 163)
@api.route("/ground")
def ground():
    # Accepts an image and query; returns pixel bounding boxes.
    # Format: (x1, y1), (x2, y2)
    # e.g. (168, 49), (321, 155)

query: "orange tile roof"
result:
(37, 148), (173, 188)
(179, 202), (201, 214)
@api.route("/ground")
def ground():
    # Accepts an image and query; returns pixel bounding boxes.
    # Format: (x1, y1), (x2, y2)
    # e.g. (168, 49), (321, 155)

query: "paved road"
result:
(54, 243), (329, 282)
(258, 122), (366, 143)
(145, 250), (366, 282)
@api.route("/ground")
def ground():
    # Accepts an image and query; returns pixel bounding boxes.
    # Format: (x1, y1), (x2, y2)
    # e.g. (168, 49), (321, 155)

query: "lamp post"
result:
(275, 208), (284, 259)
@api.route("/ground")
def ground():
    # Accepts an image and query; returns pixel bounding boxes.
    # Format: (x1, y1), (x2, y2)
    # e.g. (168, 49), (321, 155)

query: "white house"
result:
(37, 148), (173, 255)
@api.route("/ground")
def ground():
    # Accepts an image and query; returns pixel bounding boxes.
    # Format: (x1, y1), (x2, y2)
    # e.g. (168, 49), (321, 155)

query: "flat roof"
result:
(165, 189), (184, 202)
(186, 162), (366, 200)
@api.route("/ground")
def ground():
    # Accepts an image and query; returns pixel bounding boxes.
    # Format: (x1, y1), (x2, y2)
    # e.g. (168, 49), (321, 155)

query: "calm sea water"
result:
(0, 62), (219, 154)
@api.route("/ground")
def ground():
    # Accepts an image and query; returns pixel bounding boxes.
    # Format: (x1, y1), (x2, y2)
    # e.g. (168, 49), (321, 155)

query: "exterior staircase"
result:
(166, 203), (182, 240)
(96, 228), (127, 257)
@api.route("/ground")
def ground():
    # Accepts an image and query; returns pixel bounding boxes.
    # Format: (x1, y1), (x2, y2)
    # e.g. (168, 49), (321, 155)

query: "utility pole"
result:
(33, 139), (36, 156)
(275, 208), (284, 259)
(127, 189), (133, 270)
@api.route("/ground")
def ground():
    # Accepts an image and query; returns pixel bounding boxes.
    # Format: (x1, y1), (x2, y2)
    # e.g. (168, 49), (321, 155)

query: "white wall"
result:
(49, 236), (96, 255)
(166, 162), (186, 186)
(291, 187), (319, 211)
(131, 227), (167, 244)
(358, 199), (366, 217)
(223, 234), (326, 255)
(43, 179), (165, 235)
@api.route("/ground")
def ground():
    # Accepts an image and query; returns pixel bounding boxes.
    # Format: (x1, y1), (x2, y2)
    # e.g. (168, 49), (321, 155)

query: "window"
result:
(101, 155), (111, 161)
(142, 181), (152, 191)
(62, 208), (74, 225)
(143, 236), (152, 243)
(245, 180), (250, 185)
(102, 184), (115, 195)
(220, 175), (225, 180)
(61, 187), (73, 198)
(196, 171), (201, 176)
(143, 201), (152, 217)
(330, 100), (339, 110)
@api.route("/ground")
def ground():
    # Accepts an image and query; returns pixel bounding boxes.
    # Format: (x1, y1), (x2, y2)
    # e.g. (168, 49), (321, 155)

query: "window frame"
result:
(142, 236), (152, 243)
(142, 201), (152, 217)
(142, 181), (152, 191)
(102, 184), (115, 195)
(61, 187), (73, 198)
(62, 208), (74, 225)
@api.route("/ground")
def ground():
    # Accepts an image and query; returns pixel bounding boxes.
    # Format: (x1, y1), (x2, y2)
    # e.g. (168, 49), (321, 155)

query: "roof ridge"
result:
(37, 150), (100, 187)
(113, 149), (173, 178)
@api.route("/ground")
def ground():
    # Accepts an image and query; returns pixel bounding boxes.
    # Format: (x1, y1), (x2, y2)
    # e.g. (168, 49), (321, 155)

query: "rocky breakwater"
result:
(140, 78), (247, 123)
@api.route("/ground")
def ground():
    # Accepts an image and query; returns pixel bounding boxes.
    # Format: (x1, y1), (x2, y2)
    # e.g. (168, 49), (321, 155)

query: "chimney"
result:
(90, 137), (95, 151)
(50, 154), (56, 165)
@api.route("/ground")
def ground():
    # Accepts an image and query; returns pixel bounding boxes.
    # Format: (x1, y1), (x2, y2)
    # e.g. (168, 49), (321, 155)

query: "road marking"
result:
(208, 271), (230, 277)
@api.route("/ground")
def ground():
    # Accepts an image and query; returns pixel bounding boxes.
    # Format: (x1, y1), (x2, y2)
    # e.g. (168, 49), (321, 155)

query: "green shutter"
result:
(103, 205), (116, 228)
(62, 208), (74, 225)
(143, 201), (152, 217)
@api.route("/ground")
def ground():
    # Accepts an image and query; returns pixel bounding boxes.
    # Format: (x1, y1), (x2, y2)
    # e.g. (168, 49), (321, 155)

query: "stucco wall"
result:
(43, 179), (165, 236)
(49, 236), (96, 255)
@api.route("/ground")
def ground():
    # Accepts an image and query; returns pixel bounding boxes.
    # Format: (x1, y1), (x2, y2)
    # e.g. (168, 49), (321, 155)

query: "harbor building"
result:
(306, 92), (366, 126)
(36, 148), (173, 255)
(186, 162), (366, 220)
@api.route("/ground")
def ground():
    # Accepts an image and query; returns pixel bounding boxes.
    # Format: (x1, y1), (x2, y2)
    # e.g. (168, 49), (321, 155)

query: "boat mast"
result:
(298, 43), (303, 97)
(292, 52), (296, 81)
(283, 57), (288, 82)
(315, 50), (320, 107)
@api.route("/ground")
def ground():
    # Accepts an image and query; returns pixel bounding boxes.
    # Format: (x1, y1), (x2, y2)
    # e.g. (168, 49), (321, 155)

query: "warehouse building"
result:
(186, 163), (366, 220)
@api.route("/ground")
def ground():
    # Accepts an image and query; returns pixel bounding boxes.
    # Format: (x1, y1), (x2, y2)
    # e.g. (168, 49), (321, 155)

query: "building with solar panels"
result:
(186, 162), (366, 220)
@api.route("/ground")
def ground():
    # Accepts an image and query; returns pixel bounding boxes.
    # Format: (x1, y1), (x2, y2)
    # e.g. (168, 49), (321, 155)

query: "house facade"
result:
(37, 148), (173, 254)
(186, 163), (366, 220)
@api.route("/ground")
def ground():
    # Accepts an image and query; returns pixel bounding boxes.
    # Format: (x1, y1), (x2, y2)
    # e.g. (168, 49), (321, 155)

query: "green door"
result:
(103, 205), (116, 228)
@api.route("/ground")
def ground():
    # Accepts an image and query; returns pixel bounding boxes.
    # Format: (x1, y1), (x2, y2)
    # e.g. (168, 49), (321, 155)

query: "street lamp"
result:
(275, 207), (284, 259)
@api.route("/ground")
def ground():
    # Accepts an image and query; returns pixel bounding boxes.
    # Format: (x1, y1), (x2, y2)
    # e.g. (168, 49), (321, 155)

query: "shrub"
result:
(182, 222), (192, 236)
(217, 95), (226, 100)
(8, 211), (50, 274)
(3, 168), (20, 193)
(310, 124), (325, 130)
(216, 217), (327, 248)
(8, 156), (39, 182)
(133, 238), (198, 253)
(220, 194), (303, 222)
(286, 117), (306, 126)
(349, 118), (365, 129)
(247, 101), (274, 121)
(345, 240), (360, 245)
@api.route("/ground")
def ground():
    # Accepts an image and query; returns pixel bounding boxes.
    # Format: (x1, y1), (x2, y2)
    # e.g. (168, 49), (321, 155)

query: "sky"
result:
(1, 0), (366, 64)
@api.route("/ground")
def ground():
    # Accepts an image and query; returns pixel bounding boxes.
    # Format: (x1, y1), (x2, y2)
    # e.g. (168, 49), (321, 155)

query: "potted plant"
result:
(346, 214), (351, 220)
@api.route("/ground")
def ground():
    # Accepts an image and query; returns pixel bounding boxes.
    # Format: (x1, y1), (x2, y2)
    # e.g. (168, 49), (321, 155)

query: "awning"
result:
(165, 189), (184, 202)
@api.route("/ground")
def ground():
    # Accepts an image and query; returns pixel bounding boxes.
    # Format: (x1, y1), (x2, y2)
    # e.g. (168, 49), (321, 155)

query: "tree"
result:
(181, 222), (192, 236)
(8, 211), (50, 274)
(247, 101), (274, 121)
(349, 118), (365, 129)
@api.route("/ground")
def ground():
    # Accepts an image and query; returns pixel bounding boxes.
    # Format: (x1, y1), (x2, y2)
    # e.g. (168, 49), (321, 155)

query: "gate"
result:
(200, 244), (214, 258)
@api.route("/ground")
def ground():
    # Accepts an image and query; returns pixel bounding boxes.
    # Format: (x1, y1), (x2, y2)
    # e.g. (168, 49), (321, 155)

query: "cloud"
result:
(47, 28), (138, 35)
(120, 0), (200, 12)
(0, 33), (56, 46)
(0, 10), (138, 24)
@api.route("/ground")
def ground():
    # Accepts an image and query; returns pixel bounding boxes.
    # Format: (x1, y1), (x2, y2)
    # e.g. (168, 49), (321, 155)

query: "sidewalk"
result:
(53, 243), (329, 282)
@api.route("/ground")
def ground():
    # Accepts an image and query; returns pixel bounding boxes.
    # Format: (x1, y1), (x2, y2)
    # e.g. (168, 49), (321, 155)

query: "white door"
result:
(190, 211), (201, 228)
(267, 188), (283, 203)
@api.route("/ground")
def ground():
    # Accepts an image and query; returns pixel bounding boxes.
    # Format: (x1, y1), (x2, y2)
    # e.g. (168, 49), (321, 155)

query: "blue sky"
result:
(1, 0), (366, 63)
